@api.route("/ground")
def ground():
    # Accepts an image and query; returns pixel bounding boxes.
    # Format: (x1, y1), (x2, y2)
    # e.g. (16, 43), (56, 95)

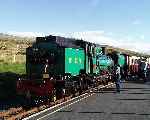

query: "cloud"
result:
(64, 31), (118, 46)
(6, 31), (45, 37)
(63, 31), (150, 55)
(116, 41), (150, 54)
(6, 31), (150, 55)
(132, 20), (141, 25)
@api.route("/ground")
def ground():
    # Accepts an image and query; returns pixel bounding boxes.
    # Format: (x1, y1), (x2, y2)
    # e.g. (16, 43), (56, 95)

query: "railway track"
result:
(0, 82), (115, 120)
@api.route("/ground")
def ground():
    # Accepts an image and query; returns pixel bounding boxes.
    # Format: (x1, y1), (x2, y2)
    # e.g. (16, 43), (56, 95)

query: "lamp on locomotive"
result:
(43, 59), (50, 79)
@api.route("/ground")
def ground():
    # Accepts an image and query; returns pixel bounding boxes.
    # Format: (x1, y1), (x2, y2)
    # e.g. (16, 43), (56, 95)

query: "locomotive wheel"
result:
(52, 95), (57, 102)
(51, 94), (56, 102)
(79, 87), (83, 95)
(25, 90), (31, 99)
(62, 88), (66, 99)
(103, 80), (107, 85)
(22, 90), (33, 109)
(105, 80), (108, 85)
(106, 80), (109, 85)
(100, 80), (103, 85)
(51, 89), (57, 102)
(72, 87), (79, 97)
(102, 80), (105, 85)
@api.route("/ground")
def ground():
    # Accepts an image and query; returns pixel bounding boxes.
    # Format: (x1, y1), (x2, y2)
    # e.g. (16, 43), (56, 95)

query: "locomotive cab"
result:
(26, 42), (59, 80)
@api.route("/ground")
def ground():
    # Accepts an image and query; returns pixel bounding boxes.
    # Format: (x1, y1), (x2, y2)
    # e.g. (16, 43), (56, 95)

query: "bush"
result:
(0, 63), (25, 99)
(0, 72), (19, 99)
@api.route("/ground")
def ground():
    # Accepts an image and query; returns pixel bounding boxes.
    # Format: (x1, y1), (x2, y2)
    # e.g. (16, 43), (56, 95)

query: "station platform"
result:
(24, 81), (150, 120)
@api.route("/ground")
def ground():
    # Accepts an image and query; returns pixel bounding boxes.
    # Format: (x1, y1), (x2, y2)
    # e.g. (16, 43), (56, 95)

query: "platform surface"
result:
(26, 81), (150, 120)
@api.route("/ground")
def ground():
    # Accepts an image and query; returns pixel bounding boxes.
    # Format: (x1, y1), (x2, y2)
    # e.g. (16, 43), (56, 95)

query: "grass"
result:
(0, 63), (26, 99)
(0, 63), (26, 74)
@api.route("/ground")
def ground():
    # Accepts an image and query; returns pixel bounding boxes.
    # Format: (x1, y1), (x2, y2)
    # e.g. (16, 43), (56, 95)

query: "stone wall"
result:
(0, 39), (32, 64)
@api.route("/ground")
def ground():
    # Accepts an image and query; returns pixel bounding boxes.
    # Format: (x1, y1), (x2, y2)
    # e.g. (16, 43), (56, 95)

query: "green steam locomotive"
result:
(17, 35), (126, 104)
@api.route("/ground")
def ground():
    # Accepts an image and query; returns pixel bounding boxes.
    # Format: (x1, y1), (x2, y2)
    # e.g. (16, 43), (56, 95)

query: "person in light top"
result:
(113, 64), (121, 93)
(143, 61), (148, 82)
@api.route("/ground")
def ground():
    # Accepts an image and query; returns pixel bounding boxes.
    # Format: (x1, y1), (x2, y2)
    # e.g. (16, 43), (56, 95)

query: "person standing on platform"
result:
(114, 64), (121, 93)
(143, 61), (148, 83)
(146, 63), (150, 82)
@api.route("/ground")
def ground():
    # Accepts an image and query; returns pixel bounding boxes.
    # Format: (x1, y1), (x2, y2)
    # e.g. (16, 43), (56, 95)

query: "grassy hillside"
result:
(0, 33), (33, 74)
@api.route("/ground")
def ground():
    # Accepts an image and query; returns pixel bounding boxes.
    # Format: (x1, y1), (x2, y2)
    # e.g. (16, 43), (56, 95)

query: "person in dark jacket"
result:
(113, 64), (121, 93)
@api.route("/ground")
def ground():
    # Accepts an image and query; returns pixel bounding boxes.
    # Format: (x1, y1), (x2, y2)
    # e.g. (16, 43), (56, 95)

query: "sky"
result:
(0, 0), (150, 54)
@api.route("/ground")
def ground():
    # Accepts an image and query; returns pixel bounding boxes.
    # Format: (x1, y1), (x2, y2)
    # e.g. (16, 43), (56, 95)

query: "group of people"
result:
(113, 60), (150, 93)
(138, 60), (150, 82)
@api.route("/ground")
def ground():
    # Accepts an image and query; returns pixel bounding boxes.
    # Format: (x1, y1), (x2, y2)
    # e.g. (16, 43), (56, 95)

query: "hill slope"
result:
(0, 33), (34, 74)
